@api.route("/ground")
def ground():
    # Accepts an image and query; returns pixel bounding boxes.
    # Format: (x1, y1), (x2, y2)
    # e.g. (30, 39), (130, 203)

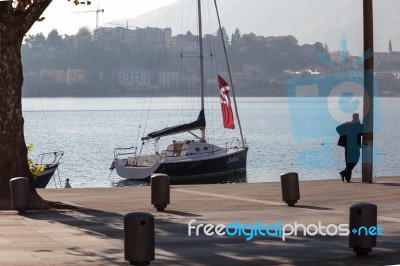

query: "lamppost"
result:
(362, 0), (374, 183)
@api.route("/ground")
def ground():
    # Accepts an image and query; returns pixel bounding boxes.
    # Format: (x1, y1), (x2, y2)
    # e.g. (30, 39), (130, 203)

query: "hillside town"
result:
(22, 26), (400, 97)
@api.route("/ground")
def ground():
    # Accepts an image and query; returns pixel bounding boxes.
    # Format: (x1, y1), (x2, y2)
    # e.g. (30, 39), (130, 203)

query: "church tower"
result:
(389, 39), (393, 54)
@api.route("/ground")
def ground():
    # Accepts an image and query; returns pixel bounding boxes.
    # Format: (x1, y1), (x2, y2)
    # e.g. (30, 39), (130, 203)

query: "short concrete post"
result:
(124, 212), (155, 266)
(151, 174), (170, 211)
(349, 203), (377, 257)
(280, 172), (300, 207)
(10, 177), (30, 213)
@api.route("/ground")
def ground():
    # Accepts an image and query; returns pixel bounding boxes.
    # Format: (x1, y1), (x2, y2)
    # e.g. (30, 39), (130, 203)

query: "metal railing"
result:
(37, 151), (64, 166)
(114, 147), (137, 159)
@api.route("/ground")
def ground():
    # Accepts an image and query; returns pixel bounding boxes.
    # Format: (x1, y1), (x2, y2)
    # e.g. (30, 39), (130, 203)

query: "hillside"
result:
(114, 0), (400, 55)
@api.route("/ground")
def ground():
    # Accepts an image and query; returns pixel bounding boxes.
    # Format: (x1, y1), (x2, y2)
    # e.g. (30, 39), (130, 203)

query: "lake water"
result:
(22, 97), (399, 188)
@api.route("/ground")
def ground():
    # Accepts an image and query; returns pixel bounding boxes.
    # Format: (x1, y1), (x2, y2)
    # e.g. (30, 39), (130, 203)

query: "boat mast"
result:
(213, 0), (246, 147)
(197, 0), (206, 141)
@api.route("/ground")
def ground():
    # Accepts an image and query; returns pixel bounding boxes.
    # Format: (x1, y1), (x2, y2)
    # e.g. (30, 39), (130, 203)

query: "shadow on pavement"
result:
(295, 205), (334, 211)
(20, 202), (400, 265)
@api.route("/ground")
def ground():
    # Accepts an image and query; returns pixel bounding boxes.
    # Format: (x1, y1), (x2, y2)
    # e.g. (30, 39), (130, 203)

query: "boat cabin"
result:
(165, 140), (221, 157)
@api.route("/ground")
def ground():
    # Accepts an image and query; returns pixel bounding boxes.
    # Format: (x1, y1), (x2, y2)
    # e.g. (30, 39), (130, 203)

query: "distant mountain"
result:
(113, 0), (400, 55)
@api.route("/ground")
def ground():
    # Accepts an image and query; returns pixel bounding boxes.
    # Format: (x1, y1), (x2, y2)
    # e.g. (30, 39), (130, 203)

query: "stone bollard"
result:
(10, 177), (30, 213)
(124, 212), (155, 266)
(349, 203), (378, 257)
(151, 174), (170, 211)
(280, 172), (300, 207)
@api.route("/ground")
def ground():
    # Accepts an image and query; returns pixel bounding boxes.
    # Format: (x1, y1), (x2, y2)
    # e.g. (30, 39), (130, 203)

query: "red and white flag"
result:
(218, 75), (235, 129)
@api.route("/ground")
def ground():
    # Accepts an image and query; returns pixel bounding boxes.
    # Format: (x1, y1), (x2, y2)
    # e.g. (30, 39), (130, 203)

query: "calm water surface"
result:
(22, 97), (400, 188)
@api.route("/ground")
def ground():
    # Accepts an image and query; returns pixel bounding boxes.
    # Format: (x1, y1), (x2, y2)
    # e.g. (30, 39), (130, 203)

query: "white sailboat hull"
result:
(113, 158), (161, 180)
(113, 141), (247, 182)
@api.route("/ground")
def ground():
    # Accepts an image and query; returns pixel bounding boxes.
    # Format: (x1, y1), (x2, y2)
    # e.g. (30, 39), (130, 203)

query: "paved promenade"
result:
(0, 177), (399, 265)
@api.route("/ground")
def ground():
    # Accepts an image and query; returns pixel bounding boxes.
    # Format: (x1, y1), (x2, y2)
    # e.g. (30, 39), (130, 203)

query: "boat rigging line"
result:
(197, 0), (206, 141)
(135, 0), (173, 158)
(213, 0), (246, 148)
(24, 46), (64, 188)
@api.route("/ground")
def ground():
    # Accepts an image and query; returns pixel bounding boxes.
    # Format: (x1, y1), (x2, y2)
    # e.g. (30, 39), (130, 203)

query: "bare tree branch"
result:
(16, 0), (32, 12)
(21, 0), (53, 34)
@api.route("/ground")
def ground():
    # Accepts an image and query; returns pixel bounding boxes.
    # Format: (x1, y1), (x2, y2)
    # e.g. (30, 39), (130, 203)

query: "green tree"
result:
(46, 29), (63, 51)
(25, 33), (46, 48)
(0, 0), (89, 209)
(216, 27), (230, 46)
(231, 28), (241, 51)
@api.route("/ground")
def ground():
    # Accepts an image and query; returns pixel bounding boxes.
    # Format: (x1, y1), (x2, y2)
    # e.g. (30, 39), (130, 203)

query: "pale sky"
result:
(28, 0), (177, 36)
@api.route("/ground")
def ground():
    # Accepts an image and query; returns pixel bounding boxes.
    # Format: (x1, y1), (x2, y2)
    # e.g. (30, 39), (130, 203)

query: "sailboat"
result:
(33, 151), (64, 188)
(111, 0), (248, 183)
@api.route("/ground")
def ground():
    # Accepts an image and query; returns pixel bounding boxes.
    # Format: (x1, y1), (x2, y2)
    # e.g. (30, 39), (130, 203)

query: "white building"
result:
(116, 67), (151, 89)
(159, 71), (180, 89)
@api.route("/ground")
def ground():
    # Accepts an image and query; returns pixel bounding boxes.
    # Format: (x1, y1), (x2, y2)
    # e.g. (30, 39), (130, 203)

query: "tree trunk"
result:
(0, 23), (48, 209)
